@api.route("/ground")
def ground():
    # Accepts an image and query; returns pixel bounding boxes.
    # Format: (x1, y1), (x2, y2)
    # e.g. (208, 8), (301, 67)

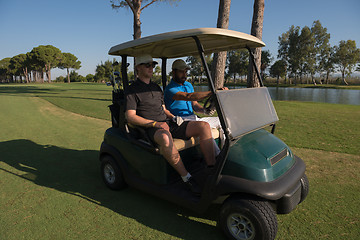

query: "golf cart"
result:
(100, 28), (309, 240)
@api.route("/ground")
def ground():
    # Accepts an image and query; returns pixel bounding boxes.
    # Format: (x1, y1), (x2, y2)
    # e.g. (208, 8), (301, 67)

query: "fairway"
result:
(1, 84), (359, 239)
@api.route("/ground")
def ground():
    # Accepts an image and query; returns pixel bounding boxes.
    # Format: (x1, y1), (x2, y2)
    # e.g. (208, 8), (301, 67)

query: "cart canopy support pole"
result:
(192, 36), (230, 200)
(161, 57), (167, 88)
(121, 55), (129, 92)
(246, 46), (264, 87)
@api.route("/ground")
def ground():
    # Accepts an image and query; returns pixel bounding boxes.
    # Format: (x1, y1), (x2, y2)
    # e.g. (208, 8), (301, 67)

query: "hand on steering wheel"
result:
(203, 95), (216, 115)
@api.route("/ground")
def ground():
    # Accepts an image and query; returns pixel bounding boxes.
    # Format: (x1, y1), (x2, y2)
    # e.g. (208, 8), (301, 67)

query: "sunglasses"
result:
(140, 62), (157, 68)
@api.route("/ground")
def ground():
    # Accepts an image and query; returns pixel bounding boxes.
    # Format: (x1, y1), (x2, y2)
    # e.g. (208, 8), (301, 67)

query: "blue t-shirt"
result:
(164, 79), (194, 117)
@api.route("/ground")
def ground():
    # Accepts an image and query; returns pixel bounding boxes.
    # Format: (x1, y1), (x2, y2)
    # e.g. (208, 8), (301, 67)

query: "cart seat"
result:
(127, 123), (219, 152)
(174, 128), (219, 151)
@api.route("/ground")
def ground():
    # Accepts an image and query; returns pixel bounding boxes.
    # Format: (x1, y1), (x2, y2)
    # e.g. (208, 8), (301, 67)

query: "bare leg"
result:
(153, 129), (188, 176)
(185, 121), (216, 166)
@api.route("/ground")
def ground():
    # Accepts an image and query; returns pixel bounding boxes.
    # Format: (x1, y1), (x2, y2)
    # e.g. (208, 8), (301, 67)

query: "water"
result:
(193, 86), (360, 105)
(267, 87), (360, 105)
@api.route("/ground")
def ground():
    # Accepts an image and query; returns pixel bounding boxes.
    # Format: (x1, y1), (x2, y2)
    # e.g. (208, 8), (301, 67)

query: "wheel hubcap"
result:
(104, 164), (115, 184)
(227, 213), (255, 240)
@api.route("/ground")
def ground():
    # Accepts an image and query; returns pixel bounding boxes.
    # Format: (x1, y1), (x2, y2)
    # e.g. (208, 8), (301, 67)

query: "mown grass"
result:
(0, 83), (112, 120)
(2, 83), (359, 155)
(0, 83), (359, 239)
(274, 101), (360, 155)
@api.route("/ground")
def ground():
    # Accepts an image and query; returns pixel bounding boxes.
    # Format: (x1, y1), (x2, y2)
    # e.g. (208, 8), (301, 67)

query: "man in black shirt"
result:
(125, 55), (215, 195)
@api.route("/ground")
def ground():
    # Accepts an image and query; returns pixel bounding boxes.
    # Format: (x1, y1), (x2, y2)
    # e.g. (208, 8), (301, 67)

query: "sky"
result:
(1, 0), (359, 79)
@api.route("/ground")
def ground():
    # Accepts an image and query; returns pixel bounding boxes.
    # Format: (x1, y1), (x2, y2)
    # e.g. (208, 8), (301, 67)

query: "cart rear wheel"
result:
(219, 197), (277, 240)
(101, 155), (127, 190)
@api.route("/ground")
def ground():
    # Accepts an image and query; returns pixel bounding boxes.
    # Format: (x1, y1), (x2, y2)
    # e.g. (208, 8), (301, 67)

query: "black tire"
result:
(219, 197), (277, 240)
(101, 155), (127, 190)
(299, 174), (309, 204)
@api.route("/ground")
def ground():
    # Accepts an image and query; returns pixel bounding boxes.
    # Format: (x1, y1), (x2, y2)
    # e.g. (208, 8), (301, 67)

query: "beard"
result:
(174, 75), (186, 84)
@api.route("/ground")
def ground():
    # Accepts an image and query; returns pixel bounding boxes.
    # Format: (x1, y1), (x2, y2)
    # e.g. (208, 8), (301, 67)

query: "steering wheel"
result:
(203, 94), (216, 114)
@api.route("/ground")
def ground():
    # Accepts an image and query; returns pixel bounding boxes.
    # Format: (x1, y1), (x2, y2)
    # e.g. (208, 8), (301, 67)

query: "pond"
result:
(193, 86), (360, 106)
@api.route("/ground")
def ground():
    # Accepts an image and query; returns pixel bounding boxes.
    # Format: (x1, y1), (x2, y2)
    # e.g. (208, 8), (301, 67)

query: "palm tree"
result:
(211, 0), (231, 89)
(247, 0), (265, 88)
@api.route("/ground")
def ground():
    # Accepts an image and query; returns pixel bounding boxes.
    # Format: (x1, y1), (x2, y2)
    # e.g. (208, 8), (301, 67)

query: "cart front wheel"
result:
(219, 197), (277, 240)
(299, 174), (309, 203)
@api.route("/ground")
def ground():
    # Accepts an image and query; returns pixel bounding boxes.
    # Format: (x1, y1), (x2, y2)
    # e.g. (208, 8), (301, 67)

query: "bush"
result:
(55, 76), (66, 82)
(86, 74), (95, 82)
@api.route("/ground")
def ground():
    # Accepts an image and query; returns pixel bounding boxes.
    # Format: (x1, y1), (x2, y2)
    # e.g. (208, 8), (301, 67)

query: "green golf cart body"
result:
(100, 28), (309, 240)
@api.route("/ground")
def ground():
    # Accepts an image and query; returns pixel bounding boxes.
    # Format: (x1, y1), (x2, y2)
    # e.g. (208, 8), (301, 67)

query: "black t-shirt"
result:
(125, 79), (167, 122)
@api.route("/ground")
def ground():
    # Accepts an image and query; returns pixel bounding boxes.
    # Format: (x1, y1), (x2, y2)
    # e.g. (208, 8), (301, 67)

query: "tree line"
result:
(272, 20), (360, 85)
(95, 20), (359, 86)
(0, 45), (81, 84)
(188, 20), (360, 86)
(2, 20), (359, 86)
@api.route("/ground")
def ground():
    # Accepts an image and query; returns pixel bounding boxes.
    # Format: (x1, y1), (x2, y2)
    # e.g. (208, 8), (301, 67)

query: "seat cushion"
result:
(174, 128), (220, 151)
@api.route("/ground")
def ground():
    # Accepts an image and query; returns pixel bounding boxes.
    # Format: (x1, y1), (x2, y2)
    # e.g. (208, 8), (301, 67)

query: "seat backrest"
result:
(109, 90), (126, 130)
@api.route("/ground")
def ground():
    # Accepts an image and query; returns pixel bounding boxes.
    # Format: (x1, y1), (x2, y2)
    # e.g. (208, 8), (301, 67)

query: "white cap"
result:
(135, 54), (158, 66)
(172, 59), (190, 70)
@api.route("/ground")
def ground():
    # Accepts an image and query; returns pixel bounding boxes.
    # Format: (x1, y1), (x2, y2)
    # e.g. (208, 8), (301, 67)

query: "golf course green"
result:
(0, 83), (359, 239)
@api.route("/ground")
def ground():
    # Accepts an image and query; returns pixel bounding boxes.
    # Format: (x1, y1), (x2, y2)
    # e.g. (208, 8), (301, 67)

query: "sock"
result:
(181, 172), (191, 182)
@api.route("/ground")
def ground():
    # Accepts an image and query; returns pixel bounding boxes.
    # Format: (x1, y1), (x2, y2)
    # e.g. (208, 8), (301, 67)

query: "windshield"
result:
(216, 87), (278, 140)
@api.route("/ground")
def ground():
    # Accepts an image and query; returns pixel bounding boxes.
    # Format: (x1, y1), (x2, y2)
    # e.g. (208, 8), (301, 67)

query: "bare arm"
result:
(125, 109), (170, 130)
(162, 105), (175, 119)
(125, 110), (155, 128)
(173, 91), (212, 101)
(192, 101), (206, 114)
(191, 87), (228, 114)
(172, 87), (228, 102)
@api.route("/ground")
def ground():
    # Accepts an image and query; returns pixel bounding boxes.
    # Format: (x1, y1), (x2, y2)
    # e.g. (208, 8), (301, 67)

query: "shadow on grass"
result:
(0, 86), (63, 95)
(0, 86), (111, 102)
(40, 95), (112, 102)
(0, 139), (224, 239)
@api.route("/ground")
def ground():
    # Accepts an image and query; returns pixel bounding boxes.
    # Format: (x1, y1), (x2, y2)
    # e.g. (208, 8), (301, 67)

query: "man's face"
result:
(137, 62), (155, 79)
(173, 69), (188, 84)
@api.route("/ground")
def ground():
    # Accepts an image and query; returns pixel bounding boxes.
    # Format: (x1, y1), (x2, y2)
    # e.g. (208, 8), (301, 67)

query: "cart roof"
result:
(108, 28), (265, 58)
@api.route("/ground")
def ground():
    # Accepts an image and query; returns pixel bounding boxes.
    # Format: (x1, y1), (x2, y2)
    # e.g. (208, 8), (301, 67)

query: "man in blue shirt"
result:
(164, 59), (218, 123)
(164, 59), (226, 155)
(164, 79), (196, 117)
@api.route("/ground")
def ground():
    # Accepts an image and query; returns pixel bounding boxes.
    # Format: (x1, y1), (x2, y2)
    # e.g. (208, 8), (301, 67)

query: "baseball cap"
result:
(135, 55), (158, 66)
(172, 59), (190, 71)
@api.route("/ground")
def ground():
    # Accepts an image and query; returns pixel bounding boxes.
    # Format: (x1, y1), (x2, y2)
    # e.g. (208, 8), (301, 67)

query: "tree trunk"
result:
(45, 63), (51, 83)
(22, 67), (29, 84)
(132, 1), (142, 78)
(67, 68), (70, 83)
(247, 0), (264, 88)
(211, 0), (231, 89)
(32, 71), (37, 82)
(47, 70), (51, 83)
(342, 71), (349, 85)
(311, 75), (317, 85)
(326, 71), (330, 84)
(37, 71), (44, 83)
(132, 2), (141, 40)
